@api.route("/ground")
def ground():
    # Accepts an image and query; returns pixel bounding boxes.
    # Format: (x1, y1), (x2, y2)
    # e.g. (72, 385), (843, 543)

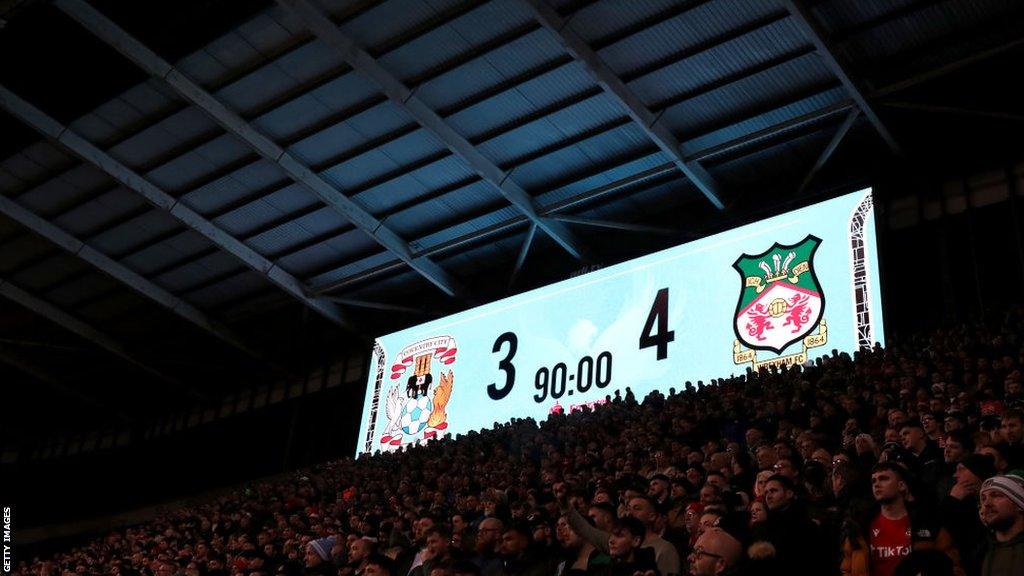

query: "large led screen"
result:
(356, 189), (884, 456)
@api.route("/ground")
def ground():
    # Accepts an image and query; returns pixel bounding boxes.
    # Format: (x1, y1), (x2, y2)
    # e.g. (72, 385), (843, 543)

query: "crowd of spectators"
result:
(15, 307), (1024, 576)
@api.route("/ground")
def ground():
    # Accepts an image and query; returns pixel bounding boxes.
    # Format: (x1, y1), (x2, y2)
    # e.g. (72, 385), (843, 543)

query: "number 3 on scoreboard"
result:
(488, 331), (517, 400)
(639, 287), (674, 360)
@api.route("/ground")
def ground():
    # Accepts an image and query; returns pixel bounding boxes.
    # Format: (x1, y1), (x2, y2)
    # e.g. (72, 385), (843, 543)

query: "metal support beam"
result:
(276, 0), (590, 262)
(54, 0), (462, 298)
(8, 2), (796, 281)
(521, 0), (726, 210)
(781, 0), (902, 155)
(0, 277), (189, 394)
(551, 215), (681, 236)
(0, 157), (268, 365)
(0, 83), (352, 334)
(310, 99), (857, 295)
(798, 108), (860, 195)
(322, 296), (429, 315)
(691, 101), (856, 162)
(508, 223), (537, 291)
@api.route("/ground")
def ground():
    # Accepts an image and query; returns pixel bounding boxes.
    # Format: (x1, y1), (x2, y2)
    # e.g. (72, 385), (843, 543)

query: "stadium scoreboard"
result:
(356, 189), (884, 456)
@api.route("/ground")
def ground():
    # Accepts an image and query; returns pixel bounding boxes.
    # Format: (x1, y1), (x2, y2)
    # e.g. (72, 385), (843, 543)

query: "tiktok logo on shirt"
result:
(870, 516), (911, 575)
(870, 544), (911, 559)
(871, 526), (912, 559)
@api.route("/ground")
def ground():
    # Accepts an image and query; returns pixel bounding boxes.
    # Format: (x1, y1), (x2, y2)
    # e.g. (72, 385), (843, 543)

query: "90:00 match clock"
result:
(356, 189), (883, 456)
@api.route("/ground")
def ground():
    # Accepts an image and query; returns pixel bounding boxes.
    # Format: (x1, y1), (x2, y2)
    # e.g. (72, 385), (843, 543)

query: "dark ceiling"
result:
(1, 0), (1022, 444)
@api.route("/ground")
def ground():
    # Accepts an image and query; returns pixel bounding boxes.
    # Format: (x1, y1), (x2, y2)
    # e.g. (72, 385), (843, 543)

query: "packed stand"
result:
(16, 307), (1024, 576)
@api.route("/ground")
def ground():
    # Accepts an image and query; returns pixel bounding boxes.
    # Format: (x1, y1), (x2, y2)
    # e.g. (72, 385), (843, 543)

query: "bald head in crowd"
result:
(476, 517), (505, 554)
(688, 527), (742, 576)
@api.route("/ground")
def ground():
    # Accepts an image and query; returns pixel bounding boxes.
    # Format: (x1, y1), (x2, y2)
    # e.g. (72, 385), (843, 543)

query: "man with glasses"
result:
(471, 518), (504, 576)
(920, 412), (944, 444)
(687, 527), (742, 576)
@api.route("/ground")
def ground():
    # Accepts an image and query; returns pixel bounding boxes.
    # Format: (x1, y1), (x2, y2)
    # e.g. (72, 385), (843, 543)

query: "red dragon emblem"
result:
(745, 303), (774, 341)
(745, 293), (813, 341)
(782, 293), (812, 333)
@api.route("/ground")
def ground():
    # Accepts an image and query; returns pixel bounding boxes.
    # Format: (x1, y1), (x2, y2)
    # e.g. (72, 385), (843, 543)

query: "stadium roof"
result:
(1, 0), (1022, 438)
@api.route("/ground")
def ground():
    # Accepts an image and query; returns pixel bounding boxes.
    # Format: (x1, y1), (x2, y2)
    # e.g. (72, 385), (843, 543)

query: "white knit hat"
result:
(981, 474), (1024, 511)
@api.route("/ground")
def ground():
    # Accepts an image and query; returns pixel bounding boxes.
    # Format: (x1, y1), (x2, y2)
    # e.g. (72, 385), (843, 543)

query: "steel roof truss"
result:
(521, 0), (726, 211)
(798, 108), (860, 195)
(781, 0), (902, 155)
(507, 223), (537, 292)
(54, 0), (462, 298)
(551, 215), (681, 236)
(0, 81), (353, 333)
(276, 0), (590, 262)
(311, 99), (858, 295)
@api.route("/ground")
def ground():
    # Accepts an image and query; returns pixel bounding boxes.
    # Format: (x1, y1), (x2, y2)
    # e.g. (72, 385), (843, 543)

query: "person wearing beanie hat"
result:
(940, 453), (996, 575)
(305, 536), (338, 576)
(979, 474), (1024, 575)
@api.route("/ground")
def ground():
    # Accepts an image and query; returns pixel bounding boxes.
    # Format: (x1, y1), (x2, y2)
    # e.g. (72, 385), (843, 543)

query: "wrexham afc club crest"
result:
(732, 235), (828, 370)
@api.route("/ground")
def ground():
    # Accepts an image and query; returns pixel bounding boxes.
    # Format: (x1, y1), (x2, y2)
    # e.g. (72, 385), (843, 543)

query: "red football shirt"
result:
(869, 513), (911, 576)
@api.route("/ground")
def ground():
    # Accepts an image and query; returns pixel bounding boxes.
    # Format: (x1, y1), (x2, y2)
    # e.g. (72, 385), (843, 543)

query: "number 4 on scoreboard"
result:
(639, 287), (674, 360)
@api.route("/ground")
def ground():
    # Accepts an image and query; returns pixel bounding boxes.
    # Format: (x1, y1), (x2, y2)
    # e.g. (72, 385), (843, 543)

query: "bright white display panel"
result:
(356, 189), (884, 456)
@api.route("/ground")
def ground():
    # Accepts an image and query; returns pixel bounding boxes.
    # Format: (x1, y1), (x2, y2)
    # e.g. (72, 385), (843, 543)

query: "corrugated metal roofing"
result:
(120, 230), (215, 275)
(185, 269), (269, 309)
(0, 0), (1020, 427)
(626, 16), (807, 107)
(44, 271), (122, 309)
(52, 188), (149, 235)
(847, 1), (1001, 65)
(593, 0), (785, 79)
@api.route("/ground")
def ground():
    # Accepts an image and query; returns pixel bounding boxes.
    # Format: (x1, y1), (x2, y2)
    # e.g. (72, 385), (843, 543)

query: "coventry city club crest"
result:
(732, 235), (828, 370)
(379, 335), (457, 451)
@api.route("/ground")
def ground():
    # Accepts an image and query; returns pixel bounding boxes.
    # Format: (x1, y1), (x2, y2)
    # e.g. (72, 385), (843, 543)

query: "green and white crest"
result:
(733, 235), (824, 354)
